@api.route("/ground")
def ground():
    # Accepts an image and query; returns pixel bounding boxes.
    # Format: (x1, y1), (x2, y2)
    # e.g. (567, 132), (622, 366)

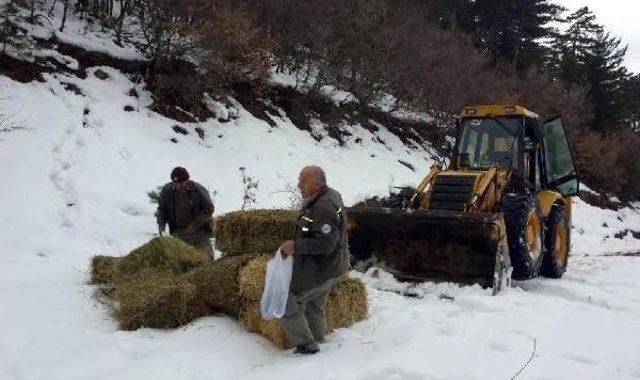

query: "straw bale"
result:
(238, 301), (262, 333)
(257, 315), (288, 349)
(116, 236), (210, 278)
(112, 254), (254, 330)
(91, 255), (119, 284)
(237, 274), (367, 349)
(91, 233), (255, 330)
(215, 209), (297, 256)
(114, 269), (201, 330)
(238, 302), (288, 349)
(90, 237), (210, 285)
(186, 253), (255, 318)
(326, 277), (368, 331)
(238, 255), (270, 301)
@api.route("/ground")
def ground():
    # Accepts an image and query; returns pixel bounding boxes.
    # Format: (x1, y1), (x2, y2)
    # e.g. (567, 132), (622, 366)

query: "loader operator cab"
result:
(457, 117), (520, 170)
(456, 106), (579, 197)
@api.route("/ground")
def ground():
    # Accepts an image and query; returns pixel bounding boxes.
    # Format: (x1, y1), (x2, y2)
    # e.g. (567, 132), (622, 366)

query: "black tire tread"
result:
(501, 193), (544, 280)
(541, 207), (570, 278)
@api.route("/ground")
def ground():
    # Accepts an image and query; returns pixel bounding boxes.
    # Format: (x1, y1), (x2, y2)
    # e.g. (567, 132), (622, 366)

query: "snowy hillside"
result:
(1, 36), (640, 380)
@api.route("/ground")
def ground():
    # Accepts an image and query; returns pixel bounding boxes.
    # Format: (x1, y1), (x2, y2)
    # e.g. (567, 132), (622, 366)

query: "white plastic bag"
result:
(260, 249), (293, 319)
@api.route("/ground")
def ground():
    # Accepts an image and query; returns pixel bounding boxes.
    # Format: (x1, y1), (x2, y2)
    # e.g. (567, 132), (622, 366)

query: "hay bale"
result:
(114, 269), (201, 330)
(112, 254), (255, 330)
(215, 209), (297, 256)
(239, 302), (288, 349)
(91, 255), (119, 284)
(238, 255), (270, 301)
(257, 314), (288, 349)
(91, 233), (255, 330)
(238, 301), (262, 333)
(90, 237), (210, 285)
(326, 277), (368, 331)
(186, 253), (255, 318)
(116, 236), (210, 278)
(237, 272), (368, 349)
(238, 256), (368, 331)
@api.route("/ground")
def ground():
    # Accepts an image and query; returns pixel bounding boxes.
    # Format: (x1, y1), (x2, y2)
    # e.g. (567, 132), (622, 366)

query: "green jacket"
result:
(156, 180), (214, 237)
(292, 185), (350, 292)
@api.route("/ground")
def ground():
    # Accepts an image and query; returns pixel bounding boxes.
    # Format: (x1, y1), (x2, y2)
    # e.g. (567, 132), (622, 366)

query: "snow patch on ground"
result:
(572, 197), (640, 254)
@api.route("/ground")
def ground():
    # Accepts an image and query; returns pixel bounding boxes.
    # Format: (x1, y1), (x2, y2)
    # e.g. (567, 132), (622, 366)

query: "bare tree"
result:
(114, 0), (128, 45)
(197, 5), (271, 86)
(239, 166), (259, 210)
(28, 0), (36, 21)
(59, 0), (69, 32)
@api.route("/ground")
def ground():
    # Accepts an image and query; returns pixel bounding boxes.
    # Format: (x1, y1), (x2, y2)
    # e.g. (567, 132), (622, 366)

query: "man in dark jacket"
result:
(279, 165), (350, 355)
(156, 167), (214, 255)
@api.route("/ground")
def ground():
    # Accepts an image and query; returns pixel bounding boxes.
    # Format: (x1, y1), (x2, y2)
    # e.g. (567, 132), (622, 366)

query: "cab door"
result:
(542, 117), (579, 196)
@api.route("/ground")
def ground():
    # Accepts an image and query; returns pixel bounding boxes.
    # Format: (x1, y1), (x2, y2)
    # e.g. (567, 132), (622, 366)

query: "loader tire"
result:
(541, 207), (570, 278)
(501, 193), (543, 280)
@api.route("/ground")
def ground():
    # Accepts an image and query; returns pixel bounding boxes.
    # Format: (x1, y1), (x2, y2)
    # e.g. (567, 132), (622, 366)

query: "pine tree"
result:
(550, 7), (629, 129)
(623, 74), (640, 132)
(0, 0), (19, 54)
(1, 0), (33, 57)
(584, 30), (629, 128)
(472, 0), (564, 71)
(550, 7), (601, 88)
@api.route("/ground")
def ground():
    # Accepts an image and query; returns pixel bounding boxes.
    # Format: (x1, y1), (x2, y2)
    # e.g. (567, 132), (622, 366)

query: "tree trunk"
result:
(115, 0), (128, 46)
(449, 1), (457, 32)
(48, 0), (58, 17)
(2, 7), (9, 54)
(29, 0), (36, 20)
(59, 0), (69, 32)
(512, 7), (526, 72)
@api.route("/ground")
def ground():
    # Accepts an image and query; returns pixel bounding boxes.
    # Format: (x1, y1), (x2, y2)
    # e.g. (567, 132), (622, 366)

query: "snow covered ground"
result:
(1, 62), (640, 380)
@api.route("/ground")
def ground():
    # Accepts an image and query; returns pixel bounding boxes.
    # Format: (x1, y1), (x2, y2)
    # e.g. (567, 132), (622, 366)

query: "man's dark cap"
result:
(171, 167), (190, 183)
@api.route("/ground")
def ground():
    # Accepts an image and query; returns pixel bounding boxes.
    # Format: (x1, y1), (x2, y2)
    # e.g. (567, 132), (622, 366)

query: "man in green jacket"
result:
(156, 166), (214, 255)
(279, 165), (350, 355)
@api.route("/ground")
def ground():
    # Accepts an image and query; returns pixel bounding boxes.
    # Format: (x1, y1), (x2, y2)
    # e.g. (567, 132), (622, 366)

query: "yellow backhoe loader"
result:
(347, 105), (578, 293)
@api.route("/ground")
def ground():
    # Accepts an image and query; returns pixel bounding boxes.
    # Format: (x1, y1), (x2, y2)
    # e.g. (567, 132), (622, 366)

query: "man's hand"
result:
(279, 240), (295, 257)
(158, 226), (165, 236)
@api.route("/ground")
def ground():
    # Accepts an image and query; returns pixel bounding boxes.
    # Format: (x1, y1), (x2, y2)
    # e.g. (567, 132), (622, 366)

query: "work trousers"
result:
(280, 276), (339, 350)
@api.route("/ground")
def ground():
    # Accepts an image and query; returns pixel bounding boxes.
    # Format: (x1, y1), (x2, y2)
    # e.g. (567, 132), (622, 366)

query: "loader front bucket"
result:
(347, 208), (511, 292)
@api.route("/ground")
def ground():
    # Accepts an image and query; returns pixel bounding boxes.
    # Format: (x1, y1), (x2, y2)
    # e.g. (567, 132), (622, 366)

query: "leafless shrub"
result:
(271, 181), (302, 210)
(197, 5), (271, 87)
(239, 166), (259, 210)
(0, 97), (24, 134)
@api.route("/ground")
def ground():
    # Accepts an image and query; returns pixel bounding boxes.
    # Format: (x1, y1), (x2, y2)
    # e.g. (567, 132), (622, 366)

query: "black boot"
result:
(293, 344), (319, 355)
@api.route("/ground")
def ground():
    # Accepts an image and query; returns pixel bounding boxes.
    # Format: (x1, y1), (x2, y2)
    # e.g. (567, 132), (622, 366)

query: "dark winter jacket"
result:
(156, 180), (214, 237)
(292, 185), (350, 292)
